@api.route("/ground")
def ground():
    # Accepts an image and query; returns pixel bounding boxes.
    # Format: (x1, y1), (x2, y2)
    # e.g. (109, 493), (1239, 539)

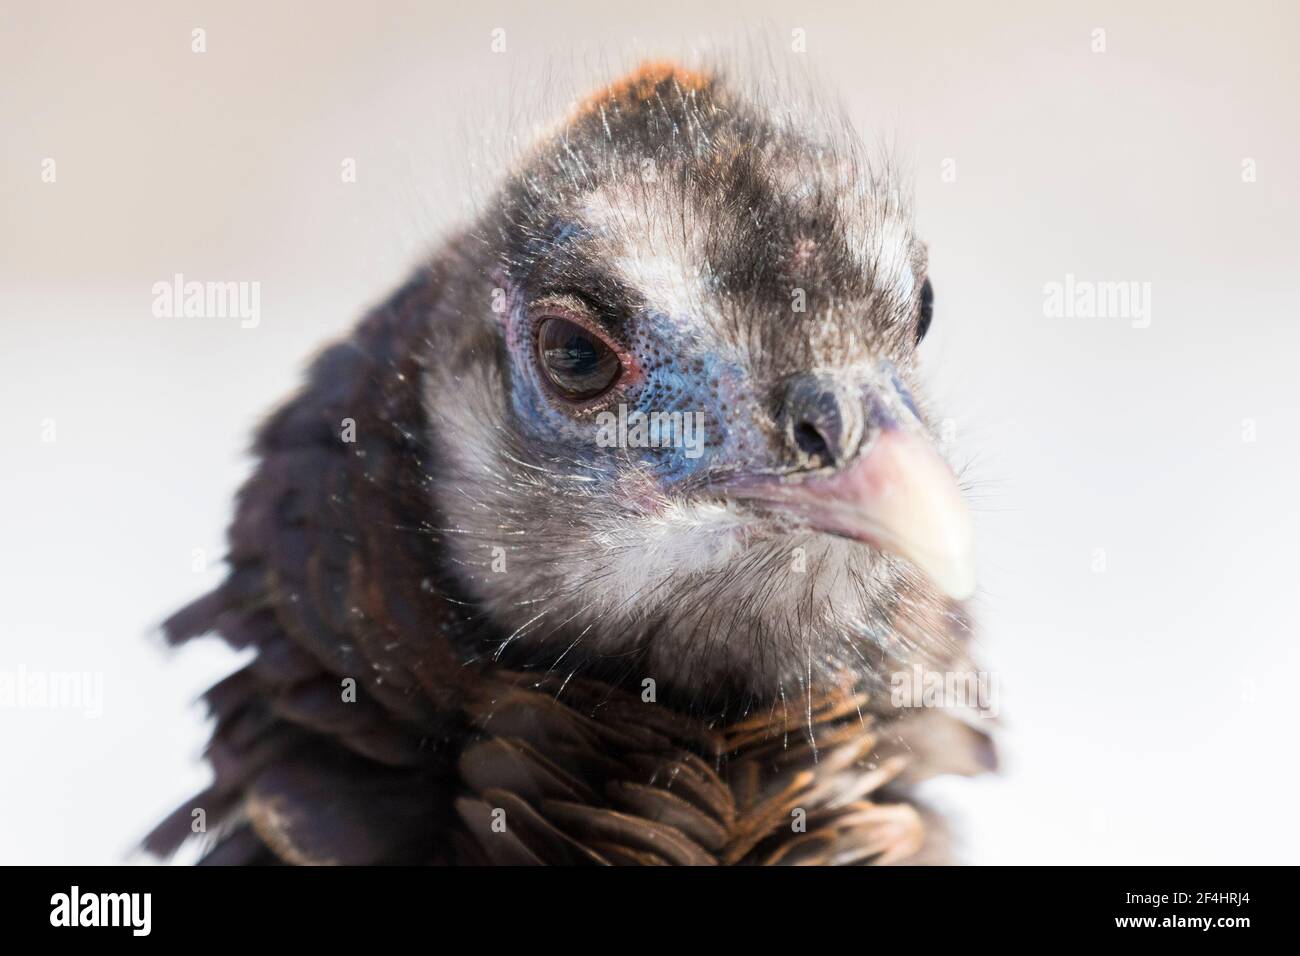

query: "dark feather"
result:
(150, 62), (993, 866)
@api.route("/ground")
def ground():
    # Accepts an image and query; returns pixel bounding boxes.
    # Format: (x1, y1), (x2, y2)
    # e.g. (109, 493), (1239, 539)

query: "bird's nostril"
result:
(794, 421), (833, 465)
(779, 373), (865, 470)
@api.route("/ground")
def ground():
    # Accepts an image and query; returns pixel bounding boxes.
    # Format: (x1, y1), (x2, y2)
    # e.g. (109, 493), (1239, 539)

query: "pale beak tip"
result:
(927, 550), (977, 601)
(892, 506), (976, 601)
(807, 428), (978, 601)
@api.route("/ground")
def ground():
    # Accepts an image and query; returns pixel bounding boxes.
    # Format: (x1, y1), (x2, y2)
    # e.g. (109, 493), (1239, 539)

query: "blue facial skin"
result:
(623, 311), (752, 484)
(506, 285), (924, 493)
(506, 301), (769, 490)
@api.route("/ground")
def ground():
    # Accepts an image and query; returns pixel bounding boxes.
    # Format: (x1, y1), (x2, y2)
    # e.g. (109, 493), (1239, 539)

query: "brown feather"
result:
(149, 65), (995, 866)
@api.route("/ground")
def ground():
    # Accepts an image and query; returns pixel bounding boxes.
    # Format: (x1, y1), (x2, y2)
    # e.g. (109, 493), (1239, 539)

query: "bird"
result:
(148, 60), (994, 866)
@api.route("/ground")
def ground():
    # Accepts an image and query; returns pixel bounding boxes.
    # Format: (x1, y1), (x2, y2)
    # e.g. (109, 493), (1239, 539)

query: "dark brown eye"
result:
(536, 316), (621, 401)
(916, 278), (934, 343)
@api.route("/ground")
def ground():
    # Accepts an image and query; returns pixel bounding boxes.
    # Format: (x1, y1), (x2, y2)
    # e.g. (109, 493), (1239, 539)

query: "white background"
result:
(2, 0), (1298, 864)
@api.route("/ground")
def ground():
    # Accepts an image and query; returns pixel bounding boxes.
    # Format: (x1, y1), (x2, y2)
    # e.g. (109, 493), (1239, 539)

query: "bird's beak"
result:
(725, 429), (976, 600)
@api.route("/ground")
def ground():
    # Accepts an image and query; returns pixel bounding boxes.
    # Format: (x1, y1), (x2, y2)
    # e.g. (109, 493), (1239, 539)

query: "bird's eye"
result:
(916, 278), (934, 343)
(536, 316), (621, 402)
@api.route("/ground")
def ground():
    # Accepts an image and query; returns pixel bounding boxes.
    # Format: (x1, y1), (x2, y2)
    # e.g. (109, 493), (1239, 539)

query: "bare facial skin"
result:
(146, 60), (989, 869)
(424, 63), (973, 709)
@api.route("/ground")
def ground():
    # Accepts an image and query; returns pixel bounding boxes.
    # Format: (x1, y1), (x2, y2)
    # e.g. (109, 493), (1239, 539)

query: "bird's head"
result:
(428, 63), (973, 706)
